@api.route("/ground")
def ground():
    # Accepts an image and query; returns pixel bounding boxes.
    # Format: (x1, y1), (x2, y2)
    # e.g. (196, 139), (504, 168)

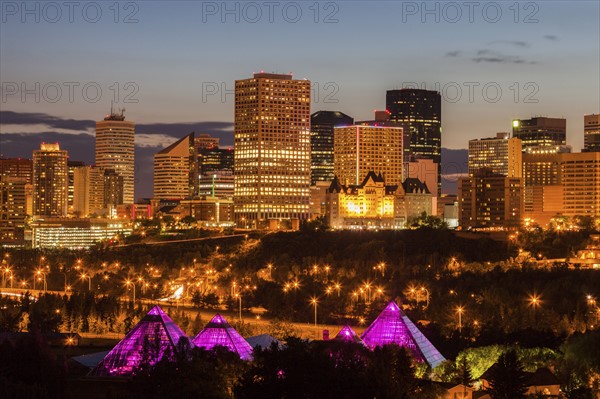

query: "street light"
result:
(125, 280), (136, 303)
(456, 306), (464, 333)
(310, 297), (318, 338)
(34, 269), (47, 291)
(80, 273), (92, 291)
(528, 293), (542, 323)
(333, 282), (342, 297)
(235, 293), (242, 322)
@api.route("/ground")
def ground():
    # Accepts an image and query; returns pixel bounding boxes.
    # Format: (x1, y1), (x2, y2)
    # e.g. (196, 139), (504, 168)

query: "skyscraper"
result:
(153, 133), (197, 199)
(95, 109), (135, 204)
(310, 111), (354, 185)
(67, 160), (85, 215)
(386, 89), (442, 195)
(334, 125), (404, 186)
(468, 133), (523, 178)
(522, 151), (600, 225)
(458, 169), (523, 229)
(512, 117), (566, 151)
(32, 143), (68, 218)
(584, 114), (600, 152)
(0, 158), (32, 182)
(194, 133), (220, 151)
(199, 147), (234, 175)
(234, 72), (311, 228)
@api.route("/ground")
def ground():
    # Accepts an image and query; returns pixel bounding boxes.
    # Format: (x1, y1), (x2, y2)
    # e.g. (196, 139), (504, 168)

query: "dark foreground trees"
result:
(0, 331), (66, 399)
(125, 339), (441, 399)
(486, 349), (528, 399)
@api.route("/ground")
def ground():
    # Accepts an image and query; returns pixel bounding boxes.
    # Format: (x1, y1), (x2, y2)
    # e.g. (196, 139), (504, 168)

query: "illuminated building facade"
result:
(0, 178), (30, 242)
(73, 166), (123, 217)
(512, 117), (566, 151)
(397, 178), (433, 223)
(561, 152), (600, 218)
(458, 169), (523, 229)
(326, 172), (397, 229)
(310, 111), (354, 185)
(95, 109), (135, 204)
(334, 125), (403, 186)
(386, 89), (442, 195)
(0, 159), (33, 242)
(522, 152), (600, 225)
(309, 181), (331, 219)
(360, 301), (446, 368)
(584, 114), (600, 152)
(91, 306), (188, 377)
(468, 133), (522, 178)
(0, 158), (32, 182)
(404, 156), (438, 214)
(153, 133), (197, 199)
(234, 72), (311, 228)
(30, 218), (132, 249)
(199, 147), (233, 175)
(178, 197), (235, 227)
(192, 314), (253, 360)
(198, 170), (234, 199)
(32, 143), (68, 218)
(67, 161), (85, 215)
(194, 133), (220, 151)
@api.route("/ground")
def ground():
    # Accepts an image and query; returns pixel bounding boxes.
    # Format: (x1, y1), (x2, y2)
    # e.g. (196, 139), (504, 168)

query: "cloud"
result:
(0, 110), (235, 199)
(473, 49), (534, 64)
(544, 35), (559, 41)
(0, 111), (96, 131)
(135, 133), (183, 148)
(0, 110), (234, 145)
(488, 40), (530, 48)
(445, 51), (461, 57)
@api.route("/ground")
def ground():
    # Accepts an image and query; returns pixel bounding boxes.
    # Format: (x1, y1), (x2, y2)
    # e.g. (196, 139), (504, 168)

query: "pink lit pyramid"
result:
(192, 314), (253, 360)
(360, 301), (445, 368)
(334, 325), (364, 345)
(90, 305), (188, 377)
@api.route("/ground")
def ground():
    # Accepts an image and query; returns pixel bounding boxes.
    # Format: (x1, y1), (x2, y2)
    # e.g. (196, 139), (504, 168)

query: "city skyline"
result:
(1, 1), (599, 199)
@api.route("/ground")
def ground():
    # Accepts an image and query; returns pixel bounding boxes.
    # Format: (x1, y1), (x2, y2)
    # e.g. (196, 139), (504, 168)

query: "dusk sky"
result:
(1, 1), (599, 199)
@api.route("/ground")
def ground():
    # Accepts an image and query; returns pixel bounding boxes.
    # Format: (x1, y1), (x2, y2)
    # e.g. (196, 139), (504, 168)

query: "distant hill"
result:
(441, 148), (468, 196)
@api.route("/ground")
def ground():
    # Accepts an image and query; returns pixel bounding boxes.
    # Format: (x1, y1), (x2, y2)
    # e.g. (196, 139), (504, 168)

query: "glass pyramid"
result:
(90, 305), (188, 377)
(334, 325), (364, 345)
(191, 314), (253, 360)
(360, 301), (445, 368)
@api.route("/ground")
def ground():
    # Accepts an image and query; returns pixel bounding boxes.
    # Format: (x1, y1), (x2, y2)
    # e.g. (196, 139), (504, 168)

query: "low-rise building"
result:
(325, 172), (432, 229)
(29, 218), (132, 249)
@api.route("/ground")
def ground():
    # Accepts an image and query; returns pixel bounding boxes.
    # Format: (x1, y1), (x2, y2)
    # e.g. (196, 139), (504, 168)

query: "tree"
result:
(409, 212), (448, 229)
(487, 349), (528, 399)
(367, 345), (417, 399)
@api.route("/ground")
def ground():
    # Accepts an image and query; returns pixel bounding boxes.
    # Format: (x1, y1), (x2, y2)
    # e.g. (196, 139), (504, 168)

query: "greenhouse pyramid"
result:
(90, 305), (188, 377)
(334, 325), (364, 345)
(192, 314), (253, 360)
(360, 301), (445, 368)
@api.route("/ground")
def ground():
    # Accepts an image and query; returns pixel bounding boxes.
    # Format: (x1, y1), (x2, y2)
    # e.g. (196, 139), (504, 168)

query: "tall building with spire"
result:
(234, 72), (311, 228)
(32, 143), (68, 218)
(95, 108), (135, 204)
(386, 89), (442, 195)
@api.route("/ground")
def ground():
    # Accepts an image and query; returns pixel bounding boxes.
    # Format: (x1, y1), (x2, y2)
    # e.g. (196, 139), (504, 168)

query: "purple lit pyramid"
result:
(360, 301), (445, 368)
(90, 306), (188, 377)
(334, 325), (364, 345)
(192, 314), (253, 360)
